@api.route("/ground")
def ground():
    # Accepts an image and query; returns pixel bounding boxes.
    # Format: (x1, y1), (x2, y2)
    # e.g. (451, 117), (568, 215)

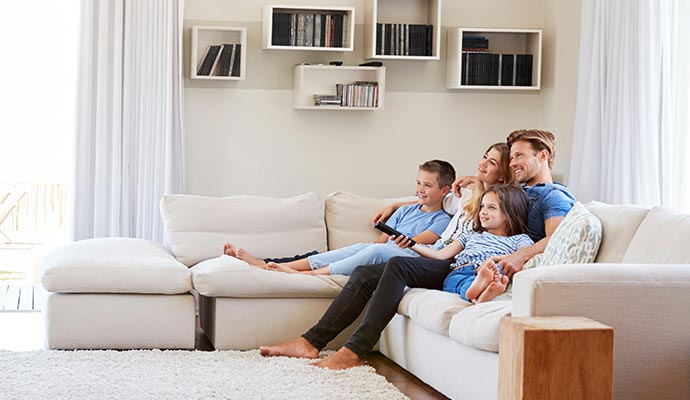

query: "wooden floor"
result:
(0, 287), (448, 400)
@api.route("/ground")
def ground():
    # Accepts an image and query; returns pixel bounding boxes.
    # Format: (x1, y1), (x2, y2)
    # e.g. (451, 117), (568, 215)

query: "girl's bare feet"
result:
(259, 337), (320, 359)
(476, 273), (509, 303)
(310, 347), (365, 370)
(236, 248), (268, 269)
(465, 261), (496, 301)
(223, 242), (237, 257)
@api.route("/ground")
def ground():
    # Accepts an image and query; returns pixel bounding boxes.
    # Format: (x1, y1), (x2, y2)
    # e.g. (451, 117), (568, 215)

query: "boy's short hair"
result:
(419, 160), (456, 188)
(506, 129), (556, 169)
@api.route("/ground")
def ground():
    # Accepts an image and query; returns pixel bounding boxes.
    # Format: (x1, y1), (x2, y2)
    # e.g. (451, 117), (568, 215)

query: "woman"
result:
(259, 142), (515, 369)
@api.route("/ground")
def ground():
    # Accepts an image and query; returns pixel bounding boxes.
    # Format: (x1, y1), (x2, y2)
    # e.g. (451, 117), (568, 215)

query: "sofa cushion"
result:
(584, 201), (649, 263)
(325, 192), (417, 250)
(449, 300), (512, 352)
(161, 192), (327, 267)
(397, 288), (470, 336)
(40, 238), (192, 294)
(191, 255), (349, 298)
(538, 202), (603, 266)
(623, 206), (690, 263)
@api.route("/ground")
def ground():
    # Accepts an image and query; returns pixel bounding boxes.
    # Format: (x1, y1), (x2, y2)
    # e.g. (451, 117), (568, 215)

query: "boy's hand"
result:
(451, 176), (477, 197)
(372, 204), (396, 225)
(392, 234), (414, 249)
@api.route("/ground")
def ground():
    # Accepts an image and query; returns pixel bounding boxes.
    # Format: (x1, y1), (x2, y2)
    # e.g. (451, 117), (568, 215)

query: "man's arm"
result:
(495, 216), (564, 278)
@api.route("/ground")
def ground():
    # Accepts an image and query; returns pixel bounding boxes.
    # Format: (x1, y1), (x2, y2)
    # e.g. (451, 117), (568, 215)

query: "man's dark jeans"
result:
(302, 256), (453, 360)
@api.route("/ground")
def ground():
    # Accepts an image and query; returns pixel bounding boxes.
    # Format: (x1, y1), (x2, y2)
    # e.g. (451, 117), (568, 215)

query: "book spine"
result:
(231, 44), (241, 77)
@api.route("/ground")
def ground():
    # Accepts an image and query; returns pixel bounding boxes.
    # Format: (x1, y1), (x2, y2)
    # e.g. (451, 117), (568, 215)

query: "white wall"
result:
(183, 0), (580, 198)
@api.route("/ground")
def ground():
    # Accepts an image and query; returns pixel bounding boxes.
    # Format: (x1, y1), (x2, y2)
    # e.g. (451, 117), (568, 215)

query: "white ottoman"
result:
(40, 238), (195, 349)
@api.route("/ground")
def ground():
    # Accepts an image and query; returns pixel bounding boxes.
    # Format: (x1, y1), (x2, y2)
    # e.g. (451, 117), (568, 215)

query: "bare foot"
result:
(267, 262), (300, 274)
(465, 261), (496, 301)
(310, 347), (365, 370)
(236, 248), (268, 269)
(259, 337), (319, 359)
(476, 274), (509, 303)
(223, 242), (237, 257)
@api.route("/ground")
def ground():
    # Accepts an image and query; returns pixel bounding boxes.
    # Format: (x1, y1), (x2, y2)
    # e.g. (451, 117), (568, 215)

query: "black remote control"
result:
(374, 222), (416, 246)
(359, 61), (383, 67)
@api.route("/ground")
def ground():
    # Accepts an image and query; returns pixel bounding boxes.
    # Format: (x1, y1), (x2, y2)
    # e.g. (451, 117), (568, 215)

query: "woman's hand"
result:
(392, 234), (414, 249)
(451, 176), (477, 197)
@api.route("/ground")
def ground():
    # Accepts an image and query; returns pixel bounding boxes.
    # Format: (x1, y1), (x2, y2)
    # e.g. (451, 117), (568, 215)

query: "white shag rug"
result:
(0, 350), (409, 400)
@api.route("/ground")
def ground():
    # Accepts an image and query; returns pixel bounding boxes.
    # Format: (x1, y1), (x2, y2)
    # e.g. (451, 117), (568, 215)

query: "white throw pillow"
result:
(622, 206), (690, 263)
(539, 202), (603, 266)
(161, 192), (327, 267)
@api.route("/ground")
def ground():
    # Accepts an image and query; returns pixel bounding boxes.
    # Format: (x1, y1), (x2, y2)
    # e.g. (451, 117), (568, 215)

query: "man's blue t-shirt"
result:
(523, 182), (575, 242)
(386, 204), (451, 241)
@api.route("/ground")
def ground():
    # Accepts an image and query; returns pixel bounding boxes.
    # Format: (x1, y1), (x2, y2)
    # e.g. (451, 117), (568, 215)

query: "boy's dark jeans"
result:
(302, 256), (453, 360)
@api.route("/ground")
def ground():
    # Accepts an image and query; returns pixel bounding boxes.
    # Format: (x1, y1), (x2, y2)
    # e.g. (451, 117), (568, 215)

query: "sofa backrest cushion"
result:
(622, 206), (690, 263)
(325, 191), (417, 250)
(584, 201), (649, 263)
(161, 192), (327, 267)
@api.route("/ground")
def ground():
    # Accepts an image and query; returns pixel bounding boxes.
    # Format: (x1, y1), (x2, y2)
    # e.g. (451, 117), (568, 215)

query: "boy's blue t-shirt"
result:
(386, 204), (451, 240)
(523, 182), (575, 242)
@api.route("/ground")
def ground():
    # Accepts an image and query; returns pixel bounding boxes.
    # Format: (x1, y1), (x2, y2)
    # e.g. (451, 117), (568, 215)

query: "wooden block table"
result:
(498, 316), (613, 400)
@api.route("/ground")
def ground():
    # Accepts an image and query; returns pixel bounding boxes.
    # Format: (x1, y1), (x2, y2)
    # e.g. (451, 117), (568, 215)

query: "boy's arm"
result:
(493, 216), (564, 278)
(411, 230), (441, 245)
(372, 200), (417, 225)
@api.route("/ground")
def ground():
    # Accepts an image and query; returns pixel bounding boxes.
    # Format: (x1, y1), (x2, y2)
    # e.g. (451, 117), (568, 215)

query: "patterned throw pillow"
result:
(503, 202), (602, 297)
(537, 202), (603, 266)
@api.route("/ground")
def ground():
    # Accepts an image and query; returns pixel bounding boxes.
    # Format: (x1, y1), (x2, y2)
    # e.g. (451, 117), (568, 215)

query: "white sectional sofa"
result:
(40, 192), (690, 400)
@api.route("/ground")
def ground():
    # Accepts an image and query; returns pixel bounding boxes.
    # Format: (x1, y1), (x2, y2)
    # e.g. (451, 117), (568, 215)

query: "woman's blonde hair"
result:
(463, 143), (513, 217)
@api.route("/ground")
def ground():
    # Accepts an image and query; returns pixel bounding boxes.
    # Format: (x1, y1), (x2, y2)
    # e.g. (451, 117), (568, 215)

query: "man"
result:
(259, 129), (575, 370)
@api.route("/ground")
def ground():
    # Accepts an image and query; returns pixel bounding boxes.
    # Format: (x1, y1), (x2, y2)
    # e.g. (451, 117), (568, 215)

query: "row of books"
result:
(197, 44), (242, 77)
(461, 53), (533, 86)
(462, 35), (489, 53)
(271, 13), (349, 48)
(313, 81), (379, 107)
(376, 23), (433, 56)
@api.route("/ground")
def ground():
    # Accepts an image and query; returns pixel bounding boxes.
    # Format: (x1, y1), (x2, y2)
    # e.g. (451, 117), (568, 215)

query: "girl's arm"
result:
(393, 235), (463, 260)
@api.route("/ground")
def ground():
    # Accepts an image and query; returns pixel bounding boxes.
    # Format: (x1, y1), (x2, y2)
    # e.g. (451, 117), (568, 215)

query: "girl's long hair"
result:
(463, 143), (514, 217)
(472, 184), (530, 236)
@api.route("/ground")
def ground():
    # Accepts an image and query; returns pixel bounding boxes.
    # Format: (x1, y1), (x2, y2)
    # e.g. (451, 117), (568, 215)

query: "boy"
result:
(229, 160), (455, 276)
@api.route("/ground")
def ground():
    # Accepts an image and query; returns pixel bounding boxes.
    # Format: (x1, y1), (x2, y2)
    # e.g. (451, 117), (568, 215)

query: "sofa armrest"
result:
(512, 263), (690, 400)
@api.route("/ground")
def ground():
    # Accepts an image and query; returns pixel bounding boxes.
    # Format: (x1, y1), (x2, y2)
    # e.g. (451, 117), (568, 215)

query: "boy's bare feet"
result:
(259, 337), (320, 359)
(236, 248), (268, 269)
(310, 347), (365, 370)
(465, 261), (496, 301)
(476, 274), (509, 303)
(223, 242), (237, 257)
(266, 262), (300, 274)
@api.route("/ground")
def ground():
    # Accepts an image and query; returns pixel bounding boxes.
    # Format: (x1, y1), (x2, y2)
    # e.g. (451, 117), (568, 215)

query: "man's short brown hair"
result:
(419, 160), (456, 188)
(506, 129), (556, 169)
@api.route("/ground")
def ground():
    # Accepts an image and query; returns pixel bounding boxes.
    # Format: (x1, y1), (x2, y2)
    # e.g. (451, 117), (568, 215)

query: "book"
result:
(197, 45), (221, 76)
(217, 44), (234, 77)
(304, 14), (314, 47)
(231, 44), (241, 77)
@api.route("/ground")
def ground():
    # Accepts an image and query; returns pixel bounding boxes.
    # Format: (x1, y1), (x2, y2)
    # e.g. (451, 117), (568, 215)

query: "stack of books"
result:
(272, 12), (349, 48)
(313, 94), (342, 106)
(461, 53), (533, 87)
(375, 23), (433, 56)
(462, 36), (489, 52)
(197, 43), (242, 77)
(337, 81), (379, 107)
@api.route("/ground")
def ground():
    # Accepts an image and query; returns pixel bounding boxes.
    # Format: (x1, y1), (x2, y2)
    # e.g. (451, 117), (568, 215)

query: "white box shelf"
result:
(263, 5), (355, 51)
(191, 26), (247, 80)
(293, 65), (385, 110)
(363, 0), (442, 60)
(446, 27), (542, 90)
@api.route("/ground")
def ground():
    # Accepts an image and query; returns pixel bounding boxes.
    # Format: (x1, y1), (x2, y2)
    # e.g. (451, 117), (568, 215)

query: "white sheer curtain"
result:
(569, 0), (690, 210)
(73, 0), (185, 242)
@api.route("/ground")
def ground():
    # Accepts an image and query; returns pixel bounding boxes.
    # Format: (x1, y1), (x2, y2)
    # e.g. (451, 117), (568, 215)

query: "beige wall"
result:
(183, 0), (580, 198)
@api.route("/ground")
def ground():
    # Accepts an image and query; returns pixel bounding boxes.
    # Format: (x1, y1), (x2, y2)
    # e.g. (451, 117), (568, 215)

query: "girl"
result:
(395, 184), (533, 303)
